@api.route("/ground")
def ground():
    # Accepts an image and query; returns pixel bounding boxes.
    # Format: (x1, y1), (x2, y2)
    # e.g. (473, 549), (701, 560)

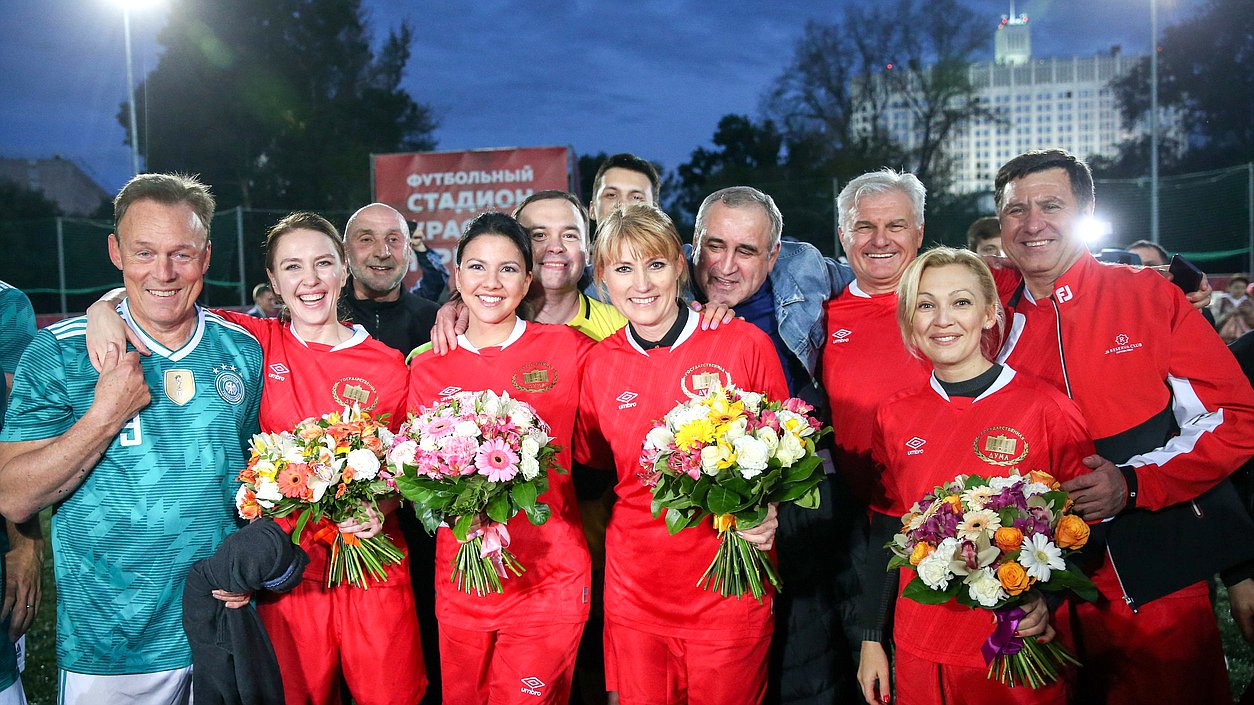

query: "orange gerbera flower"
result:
(276, 464), (309, 498)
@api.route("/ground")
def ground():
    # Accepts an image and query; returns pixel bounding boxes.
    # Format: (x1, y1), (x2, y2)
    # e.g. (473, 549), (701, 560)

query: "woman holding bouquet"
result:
(574, 204), (788, 705)
(406, 212), (595, 705)
(86, 213), (426, 705)
(859, 247), (1094, 705)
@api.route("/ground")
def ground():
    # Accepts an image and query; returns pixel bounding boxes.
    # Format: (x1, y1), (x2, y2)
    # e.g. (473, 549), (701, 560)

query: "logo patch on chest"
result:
(973, 426), (1028, 466)
(164, 369), (195, 406)
(214, 364), (245, 405)
(681, 363), (732, 399)
(332, 377), (379, 411)
(1103, 332), (1144, 356)
(512, 361), (557, 393)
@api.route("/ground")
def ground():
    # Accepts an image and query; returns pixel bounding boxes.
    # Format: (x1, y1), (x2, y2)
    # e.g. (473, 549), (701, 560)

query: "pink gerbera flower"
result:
(422, 415), (456, 440)
(475, 438), (520, 482)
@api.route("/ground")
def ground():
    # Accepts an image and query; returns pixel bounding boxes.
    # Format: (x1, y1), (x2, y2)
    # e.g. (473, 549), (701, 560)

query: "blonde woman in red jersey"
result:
(85, 213), (426, 705)
(407, 212), (594, 705)
(574, 204), (787, 705)
(858, 247), (1093, 705)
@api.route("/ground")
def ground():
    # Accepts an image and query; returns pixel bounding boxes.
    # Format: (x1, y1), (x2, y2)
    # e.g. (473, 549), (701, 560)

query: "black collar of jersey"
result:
(629, 305), (690, 350)
(937, 363), (1003, 398)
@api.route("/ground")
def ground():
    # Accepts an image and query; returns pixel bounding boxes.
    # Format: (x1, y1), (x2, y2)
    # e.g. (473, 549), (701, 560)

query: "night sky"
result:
(0, 0), (1203, 195)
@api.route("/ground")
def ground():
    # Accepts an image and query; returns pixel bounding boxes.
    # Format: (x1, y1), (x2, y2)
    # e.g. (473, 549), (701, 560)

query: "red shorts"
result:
(603, 620), (769, 705)
(439, 620), (583, 705)
(257, 577), (426, 705)
(894, 647), (1067, 705)
(1060, 579), (1228, 705)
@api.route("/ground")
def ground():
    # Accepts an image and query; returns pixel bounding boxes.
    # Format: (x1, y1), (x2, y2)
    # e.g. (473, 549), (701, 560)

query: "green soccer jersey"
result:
(0, 281), (35, 691)
(0, 301), (263, 675)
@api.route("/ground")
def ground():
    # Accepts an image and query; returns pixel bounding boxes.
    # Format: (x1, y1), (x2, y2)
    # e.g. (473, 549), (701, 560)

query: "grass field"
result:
(13, 509), (1254, 703)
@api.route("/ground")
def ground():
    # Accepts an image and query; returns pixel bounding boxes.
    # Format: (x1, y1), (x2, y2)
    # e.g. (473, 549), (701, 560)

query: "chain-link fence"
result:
(2, 165), (1251, 316)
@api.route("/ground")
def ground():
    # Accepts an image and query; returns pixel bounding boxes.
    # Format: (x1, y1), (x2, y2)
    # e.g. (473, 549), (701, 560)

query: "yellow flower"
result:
(707, 395), (745, 427)
(943, 495), (963, 513)
(716, 440), (737, 469)
(909, 541), (934, 566)
(675, 419), (717, 451)
(714, 514), (737, 533)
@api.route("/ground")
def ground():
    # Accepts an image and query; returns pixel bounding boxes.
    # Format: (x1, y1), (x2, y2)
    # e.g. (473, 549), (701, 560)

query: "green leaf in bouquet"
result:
(997, 508), (1020, 528)
(690, 482), (711, 507)
(665, 507), (691, 535)
(792, 483), (822, 510)
(962, 474), (989, 490)
(486, 490), (512, 524)
(706, 486), (742, 516)
(716, 471), (752, 497)
(292, 507), (312, 545)
(887, 554), (910, 570)
(677, 474), (698, 496)
(522, 501), (551, 526)
(650, 497), (664, 519)
(1040, 567), (1099, 603)
(1040, 490), (1069, 513)
(452, 513), (476, 542)
(733, 505), (768, 530)
(783, 455), (820, 482)
(511, 481), (538, 509)
(768, 475), (822, 504)
(415, 506), (443, 535)
(901, 575), (961, 605)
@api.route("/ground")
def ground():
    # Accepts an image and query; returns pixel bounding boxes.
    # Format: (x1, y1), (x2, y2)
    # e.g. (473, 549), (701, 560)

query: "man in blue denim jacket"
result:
(687, 187), (857, 705)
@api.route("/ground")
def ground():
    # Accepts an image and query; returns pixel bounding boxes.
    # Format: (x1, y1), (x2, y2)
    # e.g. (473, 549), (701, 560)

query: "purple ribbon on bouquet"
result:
(981, 605), (1026, 665)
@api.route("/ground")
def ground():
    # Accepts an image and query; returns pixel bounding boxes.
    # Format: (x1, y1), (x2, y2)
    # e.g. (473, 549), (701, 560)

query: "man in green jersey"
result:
(0, 174), (263, 705)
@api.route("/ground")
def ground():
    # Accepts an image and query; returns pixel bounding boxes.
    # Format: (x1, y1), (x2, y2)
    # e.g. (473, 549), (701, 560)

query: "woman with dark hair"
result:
(407, 211), (593, 705)
(85, 212), (426, 705)
(574, 204), (786, 705)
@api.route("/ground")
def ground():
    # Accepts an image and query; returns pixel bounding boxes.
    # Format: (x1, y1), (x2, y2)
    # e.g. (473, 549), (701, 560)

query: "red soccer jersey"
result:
(821, 282), (931, 513)
(407, 319), (594, 630)
(871, 366), (1095, 669)
(215, 311), (409, 583)
(575, 314), (789, 640)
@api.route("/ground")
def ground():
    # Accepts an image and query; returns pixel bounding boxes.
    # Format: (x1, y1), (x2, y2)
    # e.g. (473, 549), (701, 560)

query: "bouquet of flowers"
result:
(640, 383), (829, 601)
(887, 471), (1097, 688)
(235, 407), (404, 589)
(388, 390), (561, 596)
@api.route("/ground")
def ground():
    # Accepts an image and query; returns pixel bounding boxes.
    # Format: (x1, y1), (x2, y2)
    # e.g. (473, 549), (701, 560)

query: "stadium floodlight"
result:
(1078, 217), (1113, 246)
(113, 0), (161, 175)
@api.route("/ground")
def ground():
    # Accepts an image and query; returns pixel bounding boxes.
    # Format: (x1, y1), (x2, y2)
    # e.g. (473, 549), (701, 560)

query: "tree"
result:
(121, 0), (436, 210)
(763, 0), (994, 192)
(1103, 0), (1254, 175)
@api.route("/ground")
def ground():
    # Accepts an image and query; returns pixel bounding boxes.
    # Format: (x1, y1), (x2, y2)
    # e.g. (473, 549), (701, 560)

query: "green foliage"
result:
(122, 0), (437, 210)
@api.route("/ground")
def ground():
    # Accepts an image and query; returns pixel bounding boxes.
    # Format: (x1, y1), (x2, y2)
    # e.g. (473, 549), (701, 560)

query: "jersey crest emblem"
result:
(332, 377), (379, 411)
(680, 363), (732, 399)
(512, 361), (556, 393)
(214, 365), (246, 405)
(164, 369), (195, 406)
(973, 425), (1029, 467)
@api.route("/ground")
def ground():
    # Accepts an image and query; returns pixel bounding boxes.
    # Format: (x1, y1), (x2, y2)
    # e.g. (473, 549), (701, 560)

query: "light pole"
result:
(1150, 0), (1159, 244)
(123, 3), (140, 175)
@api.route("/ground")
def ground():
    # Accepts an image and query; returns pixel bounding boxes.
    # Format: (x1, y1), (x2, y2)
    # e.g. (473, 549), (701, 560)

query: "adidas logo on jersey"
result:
(616, 391), (638, 409)
(520, 677), (546, 697)
(831, 328), (852, 344)
(906, 436), (926, 455)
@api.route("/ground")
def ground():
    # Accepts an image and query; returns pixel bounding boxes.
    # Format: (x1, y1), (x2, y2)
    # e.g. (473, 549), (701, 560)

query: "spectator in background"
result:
(1126, 239), (1169, 267)
(1215, 273), (1254, 344)
(245, 283), (279, 318)
(407, 220), (450, 303)
(965, 215), (1002, 257)
(587, 153), (660, 226)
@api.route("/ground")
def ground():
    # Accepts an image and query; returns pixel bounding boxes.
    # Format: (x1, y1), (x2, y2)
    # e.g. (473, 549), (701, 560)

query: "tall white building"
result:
(855, 10), (1164, 193)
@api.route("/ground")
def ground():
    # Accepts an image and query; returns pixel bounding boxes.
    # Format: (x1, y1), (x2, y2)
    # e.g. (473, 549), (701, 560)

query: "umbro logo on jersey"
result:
(1054, 285), (1074, 303)
(520, 677), (546, 697)
(268, 363), (288, 382)
(617, 391), (638, 409)
(439, 386), (462, 396)
(906, 436), (926, 455)
(831, 328), (852, 344)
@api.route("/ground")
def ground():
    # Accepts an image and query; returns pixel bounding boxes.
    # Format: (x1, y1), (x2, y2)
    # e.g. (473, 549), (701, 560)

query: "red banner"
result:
(372, 146), (572, 287)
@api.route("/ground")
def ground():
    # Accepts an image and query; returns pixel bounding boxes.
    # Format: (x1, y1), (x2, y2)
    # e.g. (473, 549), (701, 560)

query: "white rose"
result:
(754, 426), (779, 453)
(916, 549), (955, 590)
(521, 437), (541, 460)
(453, 420), (481, 438)
(347, 448), (381, 481)
(526, 428), (550, 447)
(509, 405), (534, 428)
(775, 432), (806, 466)
(1023, 481), (1051, 498)
(700, 445), (722, 474)
(737, 391), (763, 413)
(521, 456), (540, 481)
(418, 435), (437, 452)
(646, 426), (674, 451)
(255, 479), (282, 508)
(732, 436), (770, 477)
(388, 440), (418, 468)
(481, 391), (502, 415)
(988, 474), (1020, 491)
(377, 427), (395, 446)
(722, 417), (748, 441)
(966, 568), (1008, 608)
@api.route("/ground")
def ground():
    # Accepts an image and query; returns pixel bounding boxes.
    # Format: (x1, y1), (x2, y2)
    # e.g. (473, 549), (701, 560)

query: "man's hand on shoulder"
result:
(88, 343), (150, 430)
